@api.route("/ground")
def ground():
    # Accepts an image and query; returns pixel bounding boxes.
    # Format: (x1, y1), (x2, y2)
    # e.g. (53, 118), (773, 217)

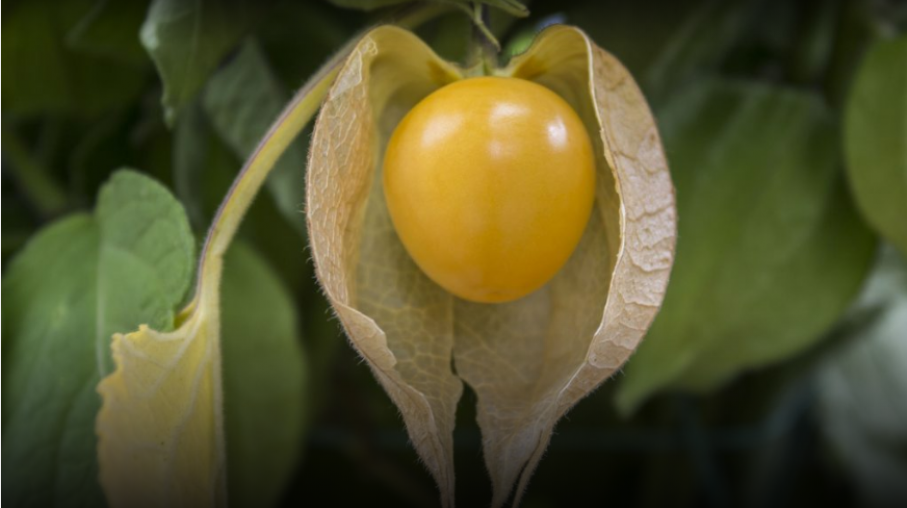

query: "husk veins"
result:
(306, 24), (676, 507)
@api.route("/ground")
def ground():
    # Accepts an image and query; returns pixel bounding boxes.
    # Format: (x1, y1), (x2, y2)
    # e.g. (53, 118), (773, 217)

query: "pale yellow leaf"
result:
(96, 289), (227, 508)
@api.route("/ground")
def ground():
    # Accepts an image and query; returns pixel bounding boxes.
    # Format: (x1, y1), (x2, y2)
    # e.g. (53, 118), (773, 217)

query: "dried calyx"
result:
(307, 24), (676, 507)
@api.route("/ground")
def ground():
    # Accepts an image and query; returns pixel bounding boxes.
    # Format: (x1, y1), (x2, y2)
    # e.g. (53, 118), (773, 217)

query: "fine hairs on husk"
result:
(306, 25), (676, 508)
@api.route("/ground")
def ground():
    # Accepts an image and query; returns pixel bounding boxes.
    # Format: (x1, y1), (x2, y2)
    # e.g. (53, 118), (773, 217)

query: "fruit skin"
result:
(383, 76), (596, 304)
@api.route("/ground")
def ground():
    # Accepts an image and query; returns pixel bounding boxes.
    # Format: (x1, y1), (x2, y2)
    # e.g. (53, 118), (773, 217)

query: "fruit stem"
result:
(468, 2), (500, 75)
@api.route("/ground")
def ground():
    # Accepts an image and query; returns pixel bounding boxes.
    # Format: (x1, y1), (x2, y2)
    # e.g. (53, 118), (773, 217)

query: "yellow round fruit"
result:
(382, 76), (596, 303)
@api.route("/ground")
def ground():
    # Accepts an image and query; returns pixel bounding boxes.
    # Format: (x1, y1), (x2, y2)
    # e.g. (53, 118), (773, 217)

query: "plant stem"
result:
(467, 3), (500, 74)
(473, 3), (501, 75)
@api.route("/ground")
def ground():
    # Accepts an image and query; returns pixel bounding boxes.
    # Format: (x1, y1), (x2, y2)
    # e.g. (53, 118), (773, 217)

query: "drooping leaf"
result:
(1, 170), (195, 508)
(95, 54), (343, 508)
(306, 25), (675, 507)
(221, 242), (308, 508)
(140, 0), (264, 124)
(818, 245), (907, 508)
(845, 35), (907, 256)
(2, 0), (146, 117)
(202, 40), (309, 233)
(617, 80), (876, 414)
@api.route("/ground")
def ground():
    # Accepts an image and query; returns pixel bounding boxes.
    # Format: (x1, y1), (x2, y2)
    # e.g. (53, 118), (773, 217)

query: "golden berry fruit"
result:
(383, 76), (596, 303)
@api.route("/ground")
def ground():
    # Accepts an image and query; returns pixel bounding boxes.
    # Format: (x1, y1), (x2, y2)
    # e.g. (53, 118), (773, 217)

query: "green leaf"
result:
(221, 242), (308, 508)
(617, 80), (875, 414)
(1, 170), (195, 508)
(845, 35), (907, 257)
(140, 0), (264, 125)
(202, 40), (308, 233)
(818, 245), (907, 507)
(2, 0), (146, 117)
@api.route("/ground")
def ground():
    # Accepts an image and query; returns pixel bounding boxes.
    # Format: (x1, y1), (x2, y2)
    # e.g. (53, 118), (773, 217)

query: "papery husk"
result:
(306, 26), (465, 507)
(306, 24), (676, 507)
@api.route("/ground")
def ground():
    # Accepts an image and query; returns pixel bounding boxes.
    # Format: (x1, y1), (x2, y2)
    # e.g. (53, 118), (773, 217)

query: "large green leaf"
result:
(617, 80), (875, 413)
(221, 242), (308, 508)
(818, 245), (907, 507)
(140, 0), (264, 124)
(845, 35), (907, 257)
(202, 40), (308, 233)
(1, 170), (195, 508)
(2, 0), (146, 117)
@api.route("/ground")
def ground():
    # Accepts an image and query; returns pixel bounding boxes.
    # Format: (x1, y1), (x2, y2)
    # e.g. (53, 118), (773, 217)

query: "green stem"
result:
(466, 3), (500, 75)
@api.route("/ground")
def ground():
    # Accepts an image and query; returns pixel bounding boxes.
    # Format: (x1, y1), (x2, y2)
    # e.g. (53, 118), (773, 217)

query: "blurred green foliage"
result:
(140, 0), (267, 124)
(221, 241), (308, 508)
(618, 79), (876, 413)
(2, 0), (148, 117)
(818, 245), (907, 507)
(845, 35), (907, 256)
(2, 0), (906, 506)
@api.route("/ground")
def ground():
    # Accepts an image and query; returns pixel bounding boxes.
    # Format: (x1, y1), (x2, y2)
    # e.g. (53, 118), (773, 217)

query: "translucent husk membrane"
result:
(306, 25), (676, 507)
